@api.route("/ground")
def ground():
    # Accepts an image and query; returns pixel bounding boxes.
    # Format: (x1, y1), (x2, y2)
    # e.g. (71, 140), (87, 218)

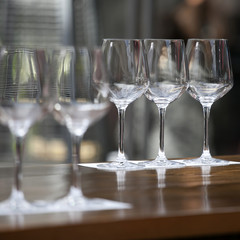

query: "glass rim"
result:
(103, 38), (143, 41)
(188, 38), (228, 41)
(144, 38), (184, 41)
(0, 45), (103, 51)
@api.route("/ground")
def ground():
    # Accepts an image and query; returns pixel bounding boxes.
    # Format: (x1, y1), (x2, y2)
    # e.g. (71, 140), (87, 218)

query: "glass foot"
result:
(140, 157), (185, 169)
(51, 186), (131, 212)
(0, 187), (132, 214)
(0, 189), (36, 215)
(184, 155), (230, 166)
(51, 187), (87, 211)
(97, 160), (143, 171)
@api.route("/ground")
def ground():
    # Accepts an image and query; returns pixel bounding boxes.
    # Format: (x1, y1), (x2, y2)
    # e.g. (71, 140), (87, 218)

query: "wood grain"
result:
(1, 155), (240, 239)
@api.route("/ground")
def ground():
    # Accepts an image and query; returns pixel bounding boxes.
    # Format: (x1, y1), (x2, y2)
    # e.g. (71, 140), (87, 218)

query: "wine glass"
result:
(97, 39), (149, 170)
(48, 47), (110, 208)
(0, 46), (45, 213)
(184, 39), (233, 166)
(142, 39), (188, 168)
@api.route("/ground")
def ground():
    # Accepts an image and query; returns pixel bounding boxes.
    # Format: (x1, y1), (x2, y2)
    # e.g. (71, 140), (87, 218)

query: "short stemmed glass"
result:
(184, 39), (233, 166)
(48, 47), (110, 208)
(142, 39), (188, 168)
(0, 47), (45, 213)
(97, 39), (149, 170)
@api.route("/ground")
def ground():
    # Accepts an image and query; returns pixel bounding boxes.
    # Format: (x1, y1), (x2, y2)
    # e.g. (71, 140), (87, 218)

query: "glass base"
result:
(184, 153), (230, 166)
(0, 189), (37, 215)
(50, 186), (131, 212)
(140, 156), (185, 169)
(52, 187), (87, 210)
(97, 160), (143, 171)
(0, 187), (131, 215)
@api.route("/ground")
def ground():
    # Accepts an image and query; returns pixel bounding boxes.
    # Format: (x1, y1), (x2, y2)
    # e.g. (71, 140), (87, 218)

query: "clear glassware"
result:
(48, 47), (111, 208)
(142, 39), (188, 168)
(0, 47), (45, 213)
(97, 39), (149, 170)
(184, 39), (233, 166)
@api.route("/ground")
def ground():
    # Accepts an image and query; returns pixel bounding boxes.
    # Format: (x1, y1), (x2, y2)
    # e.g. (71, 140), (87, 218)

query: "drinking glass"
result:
(142, 39), (188, 168)
(97, 39), (149, 170)
(48, 47), (110, 208)
(0, 47), (45, 213)
(184, 39), (233, 166)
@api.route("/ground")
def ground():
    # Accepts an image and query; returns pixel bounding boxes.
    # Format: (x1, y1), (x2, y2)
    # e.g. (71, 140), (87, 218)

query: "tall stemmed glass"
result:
(98, 39), (149, 170)
(0, 47), (45, 213)
(184, 39), (233, 166)
(49, 47), (110, 208)
(142, 39), (188, 168)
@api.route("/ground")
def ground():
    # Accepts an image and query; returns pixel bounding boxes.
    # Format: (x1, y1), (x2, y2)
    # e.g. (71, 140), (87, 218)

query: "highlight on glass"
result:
(97, 39), (149, 170)
(47, 46), (111, 209)
(141, 39), (188, 168)
(184, 39), (233, 166)
(0, 46), (46, 214)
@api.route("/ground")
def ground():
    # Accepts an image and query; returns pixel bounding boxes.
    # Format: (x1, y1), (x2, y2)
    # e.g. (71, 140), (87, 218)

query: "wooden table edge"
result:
(1, 211), (240, 240)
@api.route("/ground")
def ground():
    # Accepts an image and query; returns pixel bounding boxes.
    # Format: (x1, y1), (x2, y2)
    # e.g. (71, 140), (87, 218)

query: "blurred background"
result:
(0, 0), (239, 164)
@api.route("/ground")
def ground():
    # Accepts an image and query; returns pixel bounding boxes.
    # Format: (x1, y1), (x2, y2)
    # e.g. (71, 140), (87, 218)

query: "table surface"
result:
(1, 155), (240, 240)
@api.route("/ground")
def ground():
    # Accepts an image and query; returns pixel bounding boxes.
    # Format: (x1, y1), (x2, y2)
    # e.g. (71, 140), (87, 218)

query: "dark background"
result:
(0, 0), (239, 163)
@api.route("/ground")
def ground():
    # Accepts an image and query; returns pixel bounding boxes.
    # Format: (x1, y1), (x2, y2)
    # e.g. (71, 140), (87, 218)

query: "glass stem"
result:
(117, 107), (126, 162)
(203, 106), (211, 156)
(71, 134), (82, 189)
(13, 136), (24, 195)
(158, 107), (166, 159)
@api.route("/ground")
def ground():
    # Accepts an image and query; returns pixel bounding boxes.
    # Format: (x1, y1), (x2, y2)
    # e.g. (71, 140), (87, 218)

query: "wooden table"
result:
(1, 155), (240, 240)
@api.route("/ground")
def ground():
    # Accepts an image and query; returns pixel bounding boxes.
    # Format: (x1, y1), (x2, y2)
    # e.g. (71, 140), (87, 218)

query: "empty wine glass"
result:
(97, 39), (149, 170)
(184, 39), (233, 166)
(48, 47), (110, 208)
(0, 47), (45, 213)
(142, 39), (188, 168)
